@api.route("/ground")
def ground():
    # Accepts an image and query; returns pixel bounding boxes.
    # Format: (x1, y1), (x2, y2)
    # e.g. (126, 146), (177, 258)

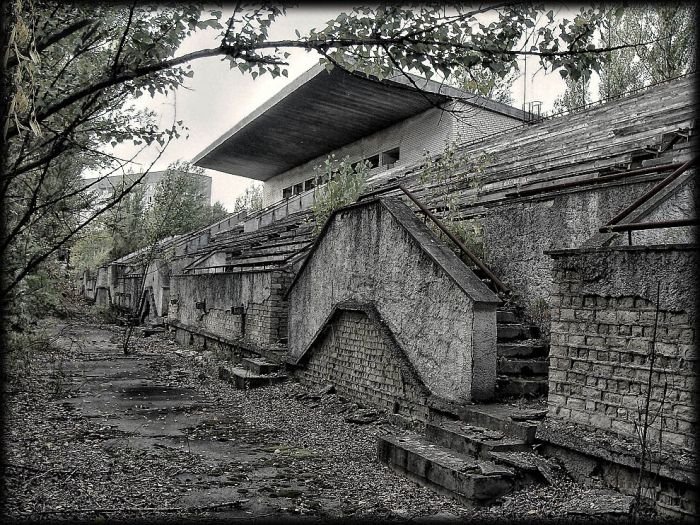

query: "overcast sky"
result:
(98, 5), (582, 211)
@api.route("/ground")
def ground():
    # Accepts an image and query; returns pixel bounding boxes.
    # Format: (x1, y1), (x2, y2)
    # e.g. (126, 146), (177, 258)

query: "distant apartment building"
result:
(82, 170), (212, 207)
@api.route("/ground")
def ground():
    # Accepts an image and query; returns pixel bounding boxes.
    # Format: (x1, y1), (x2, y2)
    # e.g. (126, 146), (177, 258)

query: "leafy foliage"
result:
(419, 141), (489, 260)
(70, 161), (227, 272)
(553, 77), (592, 113)
(598, 5), (695, 100)
(233, 184), (264, 214)
(311, 155), (368, 232)
(555, 5), (695, 112)
(448, 65), (517, 105)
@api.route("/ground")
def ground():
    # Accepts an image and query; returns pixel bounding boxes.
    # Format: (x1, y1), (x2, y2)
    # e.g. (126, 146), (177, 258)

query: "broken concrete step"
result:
(218, 365), (286, 389)
(496, 376), (549, 398)
(497, 323), (539, 342)
(377, 433), (514, 505)
(455, 404), (541, 444)
(240, 357), (279, 375)
(488, 450), (563, 485)
(497, 358), (549, 376)
(425, 420), (529, 459)
(496, 310), (517, 324)
(497, 341), (549, 359)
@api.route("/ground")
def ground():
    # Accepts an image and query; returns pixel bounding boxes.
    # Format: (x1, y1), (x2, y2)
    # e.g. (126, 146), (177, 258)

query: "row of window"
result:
(281, 147), (400, 199)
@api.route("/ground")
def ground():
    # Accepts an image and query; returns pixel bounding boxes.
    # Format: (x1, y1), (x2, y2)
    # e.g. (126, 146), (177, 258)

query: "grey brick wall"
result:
(547, 246), (697, 453)
(169, 270), (290, 348)
(295, 309), (428, 418)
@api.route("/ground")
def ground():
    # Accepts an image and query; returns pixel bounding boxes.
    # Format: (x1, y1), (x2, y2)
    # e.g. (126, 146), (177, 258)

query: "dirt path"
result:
(4, 316), (477, 521)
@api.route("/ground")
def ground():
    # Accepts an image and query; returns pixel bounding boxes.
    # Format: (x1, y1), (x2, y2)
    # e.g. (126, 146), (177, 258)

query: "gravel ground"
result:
(2, 312), (662, 523)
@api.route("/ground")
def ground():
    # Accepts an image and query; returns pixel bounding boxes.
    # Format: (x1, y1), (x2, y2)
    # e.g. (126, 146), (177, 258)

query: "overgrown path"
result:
(4, 311), (642, 522)
(3, 314), (473, 521)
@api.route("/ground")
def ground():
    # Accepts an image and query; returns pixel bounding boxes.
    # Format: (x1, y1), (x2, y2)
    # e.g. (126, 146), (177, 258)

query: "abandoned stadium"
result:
(80, 66), (697, 519)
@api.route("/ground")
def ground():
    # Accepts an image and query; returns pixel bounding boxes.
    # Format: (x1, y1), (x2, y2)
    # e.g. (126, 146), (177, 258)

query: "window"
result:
(304, 178), (315, 191)
(293, 183), (303, 195)
(381, 147), (400, 168)
(366, 154), (380, 169)
(282, 187), (292, 199)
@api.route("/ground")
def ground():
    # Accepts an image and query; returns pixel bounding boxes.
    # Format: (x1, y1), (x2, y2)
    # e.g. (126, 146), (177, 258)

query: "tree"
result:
(599, 5), (695, 100)
(70, 161), (228, 272)
(447, 65), (517, 105)
(553, 76), (592, 113)
(1, 2), (636, 325)
(233, 184), (263, 214)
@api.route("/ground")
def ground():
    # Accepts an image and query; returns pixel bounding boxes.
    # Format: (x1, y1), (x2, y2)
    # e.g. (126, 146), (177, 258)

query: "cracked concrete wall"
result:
(481, 180), (662, 311)
(288, 199), (499, 403)
(608, 174), (697, 247)
(168, 270), (289, 347)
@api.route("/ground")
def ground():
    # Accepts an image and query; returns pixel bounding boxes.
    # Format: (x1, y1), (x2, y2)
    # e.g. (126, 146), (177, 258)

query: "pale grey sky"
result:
(97, 5), (582, 211)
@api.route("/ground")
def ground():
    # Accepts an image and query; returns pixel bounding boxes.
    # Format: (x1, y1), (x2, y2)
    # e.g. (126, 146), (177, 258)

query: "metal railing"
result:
(599, 157), (697, 242)
(358, 184), (510, 295)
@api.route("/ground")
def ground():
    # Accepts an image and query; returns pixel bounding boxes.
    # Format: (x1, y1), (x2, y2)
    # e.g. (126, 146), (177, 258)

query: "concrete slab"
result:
(377, 433), (514, 505)
(425, 421), (529, 459)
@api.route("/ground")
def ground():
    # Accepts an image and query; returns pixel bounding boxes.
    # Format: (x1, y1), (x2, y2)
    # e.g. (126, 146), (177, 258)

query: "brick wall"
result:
(547, 245), (697, 453)
(295, 309), (429, 418)
(168, 270), (290, 348)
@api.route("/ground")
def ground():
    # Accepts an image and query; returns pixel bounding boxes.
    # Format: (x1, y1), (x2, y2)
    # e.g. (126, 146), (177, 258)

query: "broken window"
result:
(381, 147), (400, 168)
(366, 154), (380, 169)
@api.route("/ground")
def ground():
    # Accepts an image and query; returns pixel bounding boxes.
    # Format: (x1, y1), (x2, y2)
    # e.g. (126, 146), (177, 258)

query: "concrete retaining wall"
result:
(168, 270), (291, 348)
(288, 198), (500, 404)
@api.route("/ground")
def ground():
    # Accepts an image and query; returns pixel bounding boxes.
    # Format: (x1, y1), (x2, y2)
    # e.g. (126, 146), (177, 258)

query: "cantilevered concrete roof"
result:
(193, 63), (528, 181)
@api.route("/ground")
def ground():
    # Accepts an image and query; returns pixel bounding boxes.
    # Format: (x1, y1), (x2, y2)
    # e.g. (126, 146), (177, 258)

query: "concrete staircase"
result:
(218, 356), (287, 389)
(495, 308), (549, 400)
(378, 404), (554, 505)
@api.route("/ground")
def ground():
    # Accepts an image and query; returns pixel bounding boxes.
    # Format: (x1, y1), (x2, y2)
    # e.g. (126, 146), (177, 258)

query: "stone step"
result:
(218, 365), (287, 389)
(496, 376), (549, 398)
(377, 433), (515, 505)
(497, 323), (539, 342)
(497, 358), (549, 376)
(497, 341), (549, 359)
(455, 404), (544, 444)
(487, 450), (564, 486)
(496, 310), (517, 324)
(241, 357), (280, 375)
(425, 420), (530, 459)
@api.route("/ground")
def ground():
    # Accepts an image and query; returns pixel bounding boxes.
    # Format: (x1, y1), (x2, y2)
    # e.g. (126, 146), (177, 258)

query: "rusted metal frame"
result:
(506, 162), (684, 198)
(599, 218), (699, 233)
(397, 184), (510, 295)
(605, 158), (696, 226)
